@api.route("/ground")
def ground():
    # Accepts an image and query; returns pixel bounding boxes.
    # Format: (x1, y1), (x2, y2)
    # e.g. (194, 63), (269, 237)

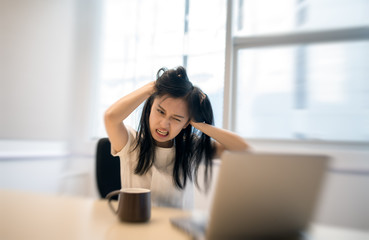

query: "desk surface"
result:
(1, 190), (368, 240)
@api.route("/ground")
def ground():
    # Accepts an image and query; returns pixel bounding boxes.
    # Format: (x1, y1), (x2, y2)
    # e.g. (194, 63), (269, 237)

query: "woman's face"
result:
(149, 95), (190, 148)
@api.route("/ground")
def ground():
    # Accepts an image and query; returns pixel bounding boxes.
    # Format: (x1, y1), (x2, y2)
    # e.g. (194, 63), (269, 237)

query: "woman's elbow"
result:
(104, 109), (116, 125)
(239, 141), (250, 151)
(236, 138), (250, 151)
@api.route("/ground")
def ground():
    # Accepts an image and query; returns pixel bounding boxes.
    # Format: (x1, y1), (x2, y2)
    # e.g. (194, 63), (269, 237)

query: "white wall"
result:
(0, 0), (75, 140)
(0, 0), (101, 144)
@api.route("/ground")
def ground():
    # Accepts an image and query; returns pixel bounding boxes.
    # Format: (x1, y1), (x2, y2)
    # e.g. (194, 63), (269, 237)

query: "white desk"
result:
(1, 190), (368, 240)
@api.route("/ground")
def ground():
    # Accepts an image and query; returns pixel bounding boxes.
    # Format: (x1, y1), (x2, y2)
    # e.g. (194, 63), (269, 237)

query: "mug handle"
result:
(106, 190), (122, 214)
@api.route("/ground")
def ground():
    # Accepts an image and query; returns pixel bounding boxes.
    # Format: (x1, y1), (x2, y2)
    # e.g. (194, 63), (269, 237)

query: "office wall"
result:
(0, 0), (75, 140)
(0, 0), (101, 143)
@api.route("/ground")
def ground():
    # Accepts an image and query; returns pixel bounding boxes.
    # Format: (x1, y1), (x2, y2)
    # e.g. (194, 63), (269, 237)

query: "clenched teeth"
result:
(156, 129), (168, 136)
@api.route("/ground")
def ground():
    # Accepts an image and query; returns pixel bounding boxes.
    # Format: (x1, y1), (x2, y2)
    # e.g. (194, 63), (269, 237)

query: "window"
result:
(94, 0), (226, 137)
(228, 0), (369, 142)
(95, 0), (369, 143)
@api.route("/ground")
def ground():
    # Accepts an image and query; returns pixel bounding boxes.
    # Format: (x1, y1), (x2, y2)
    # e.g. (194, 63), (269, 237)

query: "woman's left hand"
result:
(190, 120), (249, 156)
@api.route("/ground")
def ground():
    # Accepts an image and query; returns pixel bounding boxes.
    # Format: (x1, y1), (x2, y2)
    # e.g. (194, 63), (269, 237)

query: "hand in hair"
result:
(189, 87), (214, 125)
(190, 121), (249, 158)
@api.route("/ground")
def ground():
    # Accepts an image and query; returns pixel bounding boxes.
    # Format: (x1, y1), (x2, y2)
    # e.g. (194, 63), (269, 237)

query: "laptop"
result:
(170, 151), (330, 240)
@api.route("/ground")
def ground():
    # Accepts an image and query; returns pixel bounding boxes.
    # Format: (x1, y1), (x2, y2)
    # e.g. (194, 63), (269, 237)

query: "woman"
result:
(104, 66), (248, 209)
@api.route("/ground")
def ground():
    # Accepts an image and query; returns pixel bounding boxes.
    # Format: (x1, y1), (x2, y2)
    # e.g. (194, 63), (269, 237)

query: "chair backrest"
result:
(95, 138), (121, 199)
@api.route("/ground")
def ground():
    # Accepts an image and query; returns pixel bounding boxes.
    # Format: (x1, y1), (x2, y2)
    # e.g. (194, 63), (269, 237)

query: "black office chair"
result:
(95, 138), (121, 200)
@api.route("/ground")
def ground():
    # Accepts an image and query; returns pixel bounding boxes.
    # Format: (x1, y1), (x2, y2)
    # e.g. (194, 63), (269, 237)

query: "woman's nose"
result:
(160, 118), (170, 128)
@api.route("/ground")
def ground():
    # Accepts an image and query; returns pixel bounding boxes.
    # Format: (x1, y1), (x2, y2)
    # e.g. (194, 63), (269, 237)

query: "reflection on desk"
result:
(1, 190), (368, 240)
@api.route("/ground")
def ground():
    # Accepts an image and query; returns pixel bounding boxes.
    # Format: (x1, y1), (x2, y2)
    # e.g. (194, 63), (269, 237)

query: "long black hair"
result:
(132, 66), (216, 190)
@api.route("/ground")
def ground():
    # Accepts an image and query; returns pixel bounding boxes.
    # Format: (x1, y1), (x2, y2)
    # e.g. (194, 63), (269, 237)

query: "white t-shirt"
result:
(112, 126), (194, 209)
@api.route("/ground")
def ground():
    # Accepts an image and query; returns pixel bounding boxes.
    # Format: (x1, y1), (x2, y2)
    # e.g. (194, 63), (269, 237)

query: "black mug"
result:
(106, 188), (151, 222)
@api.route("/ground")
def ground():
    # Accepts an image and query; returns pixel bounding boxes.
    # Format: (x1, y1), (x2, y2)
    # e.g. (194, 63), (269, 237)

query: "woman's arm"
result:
(104, 82), (155, 153)
(190, 121), (249, 158)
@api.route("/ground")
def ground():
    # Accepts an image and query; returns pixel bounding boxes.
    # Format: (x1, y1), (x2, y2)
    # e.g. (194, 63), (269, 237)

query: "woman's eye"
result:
(157, 109), (164, 114)
(173, 118), (181, 122)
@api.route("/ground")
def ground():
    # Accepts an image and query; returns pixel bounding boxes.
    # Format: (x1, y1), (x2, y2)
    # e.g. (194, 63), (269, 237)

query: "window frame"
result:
(223, 0), (369, 142)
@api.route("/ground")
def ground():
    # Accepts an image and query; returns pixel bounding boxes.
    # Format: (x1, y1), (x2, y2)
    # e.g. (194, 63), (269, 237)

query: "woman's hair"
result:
(133, 66), (216, 190)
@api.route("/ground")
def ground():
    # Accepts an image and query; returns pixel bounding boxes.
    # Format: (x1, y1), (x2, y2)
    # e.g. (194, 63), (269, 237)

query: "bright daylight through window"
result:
(94, 0), (226, 138)
(232, 0), (369, 142)
(95, 0), (369, 143)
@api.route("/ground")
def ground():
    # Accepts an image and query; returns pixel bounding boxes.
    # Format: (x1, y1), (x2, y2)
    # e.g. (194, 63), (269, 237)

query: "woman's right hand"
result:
(148, 81), (156, 95)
